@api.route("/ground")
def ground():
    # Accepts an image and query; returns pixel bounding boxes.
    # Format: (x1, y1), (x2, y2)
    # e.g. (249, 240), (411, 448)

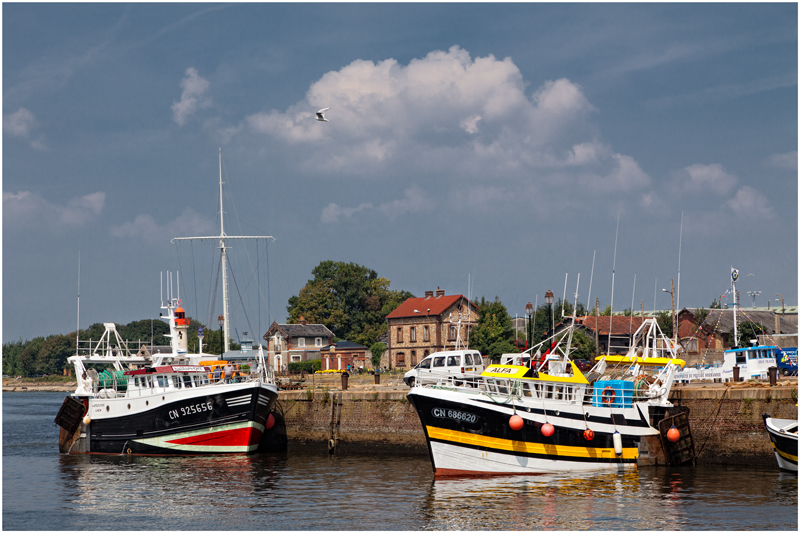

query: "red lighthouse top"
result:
(175, 306), (190, 326)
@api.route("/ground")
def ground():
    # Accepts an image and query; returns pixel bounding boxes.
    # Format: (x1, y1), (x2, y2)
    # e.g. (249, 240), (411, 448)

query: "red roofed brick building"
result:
(385, 288), (480, 369)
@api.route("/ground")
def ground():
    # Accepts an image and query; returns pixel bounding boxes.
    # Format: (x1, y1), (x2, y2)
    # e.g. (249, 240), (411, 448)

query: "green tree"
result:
(560, 329), (597, 361)
(655, 310), (673, 338)
(287, 260), (412, 348)
(36, 334), (74, 375)
(530, 298), (583, 345)
(731, 316), (765, 348)
(469, 297), (519, 358)
(119, 319), (170, 346)
(370, 342), (386, 367)
(2, 339), (24, 375)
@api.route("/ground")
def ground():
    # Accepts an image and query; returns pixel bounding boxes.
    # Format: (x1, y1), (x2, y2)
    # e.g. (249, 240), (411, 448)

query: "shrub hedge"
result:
(288, 360), (321, 373)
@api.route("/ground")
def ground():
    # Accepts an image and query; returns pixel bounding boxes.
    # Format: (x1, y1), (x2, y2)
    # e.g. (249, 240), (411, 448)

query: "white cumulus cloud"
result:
(321, 187), (434, 223)
(678, 163), (738, 196)
(3, 107), (46, 150)
(3, 190), (105, 230)
(3, 107), (36, 137)
(243, 45), (650, 215)
(172, 67), (211, 126)
(110, 208), (214, 244)
(766, 151), (797, 171)
(727, 186), (774, 219)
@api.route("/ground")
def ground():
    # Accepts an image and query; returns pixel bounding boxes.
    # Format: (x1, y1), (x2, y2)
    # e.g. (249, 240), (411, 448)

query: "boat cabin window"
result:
(447, 356), (459, 367)
(156, 376), (169, 388)
(172, 376), (182, 389)
(749, 351), (757, 360)
(736, 352), (746, 364)
(418, 358), (431, 370)
(433, 356), (446, 368)
(182, 375), (193, 388)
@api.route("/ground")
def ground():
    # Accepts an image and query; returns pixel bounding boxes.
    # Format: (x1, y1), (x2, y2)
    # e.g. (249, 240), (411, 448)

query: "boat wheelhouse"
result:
(673, 343), (785, 383)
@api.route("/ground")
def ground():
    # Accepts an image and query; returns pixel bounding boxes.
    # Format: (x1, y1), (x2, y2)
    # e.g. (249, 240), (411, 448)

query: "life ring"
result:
(602, 386), (615, 405)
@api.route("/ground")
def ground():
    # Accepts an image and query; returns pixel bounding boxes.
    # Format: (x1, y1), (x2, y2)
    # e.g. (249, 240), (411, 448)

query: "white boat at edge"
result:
(763, 414), (798, 472)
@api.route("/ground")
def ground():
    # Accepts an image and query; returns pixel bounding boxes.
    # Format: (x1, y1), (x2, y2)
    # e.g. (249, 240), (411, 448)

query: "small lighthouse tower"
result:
(174, 305), (190, 353)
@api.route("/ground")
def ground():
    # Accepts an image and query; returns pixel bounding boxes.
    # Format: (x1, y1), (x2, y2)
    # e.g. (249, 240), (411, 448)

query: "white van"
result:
(403, 349), (485, 387)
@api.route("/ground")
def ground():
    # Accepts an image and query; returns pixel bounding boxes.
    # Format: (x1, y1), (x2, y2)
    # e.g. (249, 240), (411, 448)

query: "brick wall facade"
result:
(387, 306), (479, 370)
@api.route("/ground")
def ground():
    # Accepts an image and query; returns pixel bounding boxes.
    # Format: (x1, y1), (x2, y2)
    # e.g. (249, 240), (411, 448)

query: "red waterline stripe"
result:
(166, 426), (262, 447)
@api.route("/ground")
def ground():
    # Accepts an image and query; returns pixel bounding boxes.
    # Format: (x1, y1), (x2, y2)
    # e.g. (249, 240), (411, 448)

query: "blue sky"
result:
(3, 2), (797, 343)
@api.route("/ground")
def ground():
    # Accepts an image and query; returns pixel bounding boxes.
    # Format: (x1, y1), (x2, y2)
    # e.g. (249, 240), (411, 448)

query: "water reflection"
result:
(424, 470), (675, 531)
(57, 453), (283, 526)
(3, 394), (797, 531)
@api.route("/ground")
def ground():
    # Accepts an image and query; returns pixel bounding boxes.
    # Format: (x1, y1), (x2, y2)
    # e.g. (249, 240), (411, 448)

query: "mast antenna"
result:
(608, 212), (620, 354)
(76, 252), (80, 355)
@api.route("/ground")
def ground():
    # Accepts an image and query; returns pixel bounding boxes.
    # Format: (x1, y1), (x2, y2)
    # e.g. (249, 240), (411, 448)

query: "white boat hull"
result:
(429, 440), (637, 476)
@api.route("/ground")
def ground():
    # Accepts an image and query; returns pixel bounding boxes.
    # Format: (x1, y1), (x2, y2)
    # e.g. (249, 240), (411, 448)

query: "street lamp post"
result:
(776, 293), (785, 317)
(545, 290), (554, 340)
(662, 278), (678, 349)
(218, 315), (225, 356)
(525, 302), (534, 351)
(197, 327), (204, 356)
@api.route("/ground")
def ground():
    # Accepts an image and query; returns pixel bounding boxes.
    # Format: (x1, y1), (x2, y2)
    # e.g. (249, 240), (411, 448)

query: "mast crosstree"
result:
(172, 149), (273, 354)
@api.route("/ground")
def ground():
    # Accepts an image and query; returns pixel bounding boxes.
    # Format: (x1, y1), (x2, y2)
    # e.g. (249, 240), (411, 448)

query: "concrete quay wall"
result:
(669, 384), (797, 466)
(277, 390), (427, 455)
(277, 383), (798, 465)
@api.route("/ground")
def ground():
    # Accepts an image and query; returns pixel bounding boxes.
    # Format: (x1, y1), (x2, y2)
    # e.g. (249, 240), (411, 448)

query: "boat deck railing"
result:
(91, 363), (266, 399)
(414, 373), (660, 407)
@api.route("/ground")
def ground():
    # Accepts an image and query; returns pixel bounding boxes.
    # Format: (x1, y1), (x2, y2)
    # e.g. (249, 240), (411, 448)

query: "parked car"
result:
(404, 350), (485, 387)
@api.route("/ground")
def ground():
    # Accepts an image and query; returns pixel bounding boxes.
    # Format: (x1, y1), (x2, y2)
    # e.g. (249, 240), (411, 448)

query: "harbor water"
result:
(3, 392), (798, 530)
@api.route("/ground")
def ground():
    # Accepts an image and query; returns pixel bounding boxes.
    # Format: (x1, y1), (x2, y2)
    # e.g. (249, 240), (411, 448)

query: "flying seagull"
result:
(315, 107), (330, 122)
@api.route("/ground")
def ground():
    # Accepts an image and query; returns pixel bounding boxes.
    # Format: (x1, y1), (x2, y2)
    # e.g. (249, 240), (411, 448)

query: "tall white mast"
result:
(218, 149), (232, 353)
(677, 212), (683, 313)
(172, 149), (274, 355)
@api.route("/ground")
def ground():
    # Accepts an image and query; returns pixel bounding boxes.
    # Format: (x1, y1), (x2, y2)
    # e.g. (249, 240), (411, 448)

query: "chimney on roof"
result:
(435, 287), (445, 297)
(299, 316), (307, 326)
(425, 290), (434, 298)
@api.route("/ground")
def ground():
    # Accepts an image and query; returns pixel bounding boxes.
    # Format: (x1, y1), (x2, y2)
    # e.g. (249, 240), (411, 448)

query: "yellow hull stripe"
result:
(427, 426), (638, 460)
(772, 442), (798, 463)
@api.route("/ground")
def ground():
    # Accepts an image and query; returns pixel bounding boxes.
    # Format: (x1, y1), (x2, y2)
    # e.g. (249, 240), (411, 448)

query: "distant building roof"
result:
(680, 308), (797, 335)
(262, 320), (334, 341)
(387, 290), (477, 319)
(577, 316), (646, 336)
(321, 340), (367, 352)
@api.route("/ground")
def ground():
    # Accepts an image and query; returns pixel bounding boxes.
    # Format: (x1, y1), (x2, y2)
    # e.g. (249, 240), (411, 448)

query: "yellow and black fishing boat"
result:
(408, 307), (683, 477)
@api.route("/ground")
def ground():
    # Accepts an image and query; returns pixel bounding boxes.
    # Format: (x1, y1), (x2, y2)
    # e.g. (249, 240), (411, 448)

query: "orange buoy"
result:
(583, 428), (595, 440)
(541, 422), (554, 437)
(265, 413), (276, 430)
(509, 414), (524, 430)
(667, 425), (680, 443)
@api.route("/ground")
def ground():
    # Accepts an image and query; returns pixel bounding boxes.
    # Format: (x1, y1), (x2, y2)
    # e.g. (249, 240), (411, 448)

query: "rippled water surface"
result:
(3, 392), (797, 530)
